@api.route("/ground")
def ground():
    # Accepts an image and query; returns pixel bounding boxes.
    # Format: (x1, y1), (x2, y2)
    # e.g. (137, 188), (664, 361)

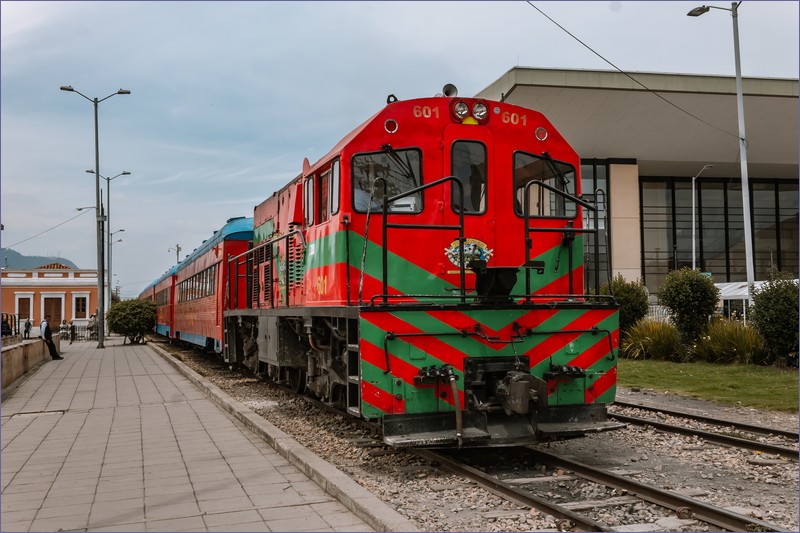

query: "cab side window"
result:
(305, 176), (315, 226)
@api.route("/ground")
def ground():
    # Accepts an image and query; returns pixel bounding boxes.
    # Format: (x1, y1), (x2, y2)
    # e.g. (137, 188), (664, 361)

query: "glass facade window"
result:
(640, 181), (673, 293)
(641, 177), (798, 295)
(778, 183), (799, 274)
(581, 160), (610, 293)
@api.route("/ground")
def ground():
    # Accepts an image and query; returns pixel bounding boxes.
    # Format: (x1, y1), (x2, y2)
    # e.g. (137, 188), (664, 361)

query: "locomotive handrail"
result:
(377, 176), (467, 305)
(522, 179), (602, 302)
(226, 229), (306, 311)
(368, 293), (617, 306)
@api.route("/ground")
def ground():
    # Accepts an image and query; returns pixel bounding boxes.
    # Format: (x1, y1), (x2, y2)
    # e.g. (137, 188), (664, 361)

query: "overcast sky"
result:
(2, 1), (798, 298)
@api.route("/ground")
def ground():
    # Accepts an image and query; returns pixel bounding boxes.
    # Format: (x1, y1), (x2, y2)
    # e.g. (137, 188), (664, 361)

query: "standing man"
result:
(69, 320), (76, 344)
(41, 315), (63, 360)
(24, 318), (31, 339)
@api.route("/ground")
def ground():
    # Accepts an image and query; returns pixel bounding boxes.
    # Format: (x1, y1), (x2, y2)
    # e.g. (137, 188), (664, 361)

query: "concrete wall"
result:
(1, 335), (61, 389)
(609, 163), (642, 283)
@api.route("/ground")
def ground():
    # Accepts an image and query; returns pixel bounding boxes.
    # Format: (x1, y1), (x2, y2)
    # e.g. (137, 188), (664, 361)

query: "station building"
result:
(476, 68), (798, 297)
(1, 263), (99, 330)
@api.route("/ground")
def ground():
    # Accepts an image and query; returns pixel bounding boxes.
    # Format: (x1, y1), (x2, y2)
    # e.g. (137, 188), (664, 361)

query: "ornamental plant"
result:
(691, 318), (766, 365)
(658, 268), (720, 345)
(621, 318), (685, 362)
(600, 274), (649, 335)
(106, 299), (157, 345)
(750, 268), (799, 367)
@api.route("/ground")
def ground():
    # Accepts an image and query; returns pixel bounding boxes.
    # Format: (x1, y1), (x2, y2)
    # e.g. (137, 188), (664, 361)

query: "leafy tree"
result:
(658, 268), (720, 344)
(750, 268), (799, 367)
(600, 274), (649, 335)
(106, 299), (156, 344)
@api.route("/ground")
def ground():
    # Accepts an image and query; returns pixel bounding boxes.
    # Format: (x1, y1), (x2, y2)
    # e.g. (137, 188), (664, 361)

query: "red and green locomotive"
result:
(223, 85), (623, 447)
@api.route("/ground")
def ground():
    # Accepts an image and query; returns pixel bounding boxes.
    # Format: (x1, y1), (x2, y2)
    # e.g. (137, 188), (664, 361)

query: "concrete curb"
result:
(148, 342), (420, 533)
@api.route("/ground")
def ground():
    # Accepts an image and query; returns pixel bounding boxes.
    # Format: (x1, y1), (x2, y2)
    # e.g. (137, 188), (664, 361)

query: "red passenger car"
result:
(171, 217), (252, 352)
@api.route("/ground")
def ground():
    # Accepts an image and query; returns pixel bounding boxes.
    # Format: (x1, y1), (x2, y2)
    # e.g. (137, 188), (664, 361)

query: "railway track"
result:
(420, 446), (791, 532)
(610, 401), (798, 460)
(161, 345), (797, 531)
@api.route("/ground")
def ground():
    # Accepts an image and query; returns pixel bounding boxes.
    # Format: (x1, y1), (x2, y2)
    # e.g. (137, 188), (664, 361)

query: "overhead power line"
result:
(5, 209), (92, 249)
(526, 1), (741, 140)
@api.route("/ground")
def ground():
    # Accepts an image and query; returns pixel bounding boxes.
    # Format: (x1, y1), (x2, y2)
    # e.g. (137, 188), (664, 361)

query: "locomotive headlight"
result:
(454, 101), (469, 119)
(472, 102), (488, 120)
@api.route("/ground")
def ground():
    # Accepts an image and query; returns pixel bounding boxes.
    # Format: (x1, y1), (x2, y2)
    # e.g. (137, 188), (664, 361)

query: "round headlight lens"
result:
(454, 101), (469, 119)
(472, 102), (488, 120)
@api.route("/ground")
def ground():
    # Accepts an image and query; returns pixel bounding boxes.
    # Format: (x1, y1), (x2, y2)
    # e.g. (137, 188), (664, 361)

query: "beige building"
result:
(1, 263), (99, 331)
(477, 68), (798, 295)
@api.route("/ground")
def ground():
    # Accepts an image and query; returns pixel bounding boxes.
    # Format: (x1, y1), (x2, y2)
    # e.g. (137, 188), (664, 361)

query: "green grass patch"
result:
(617, 359), (799, 412)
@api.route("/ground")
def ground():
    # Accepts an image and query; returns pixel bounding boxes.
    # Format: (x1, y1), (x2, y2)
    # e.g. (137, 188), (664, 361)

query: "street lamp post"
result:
(87, 170), (130, 313)
(110, 228), (125, 308)
(687, 2), (755, 305)
(61, 85), (130, 348)
(692, 164), (714, 271)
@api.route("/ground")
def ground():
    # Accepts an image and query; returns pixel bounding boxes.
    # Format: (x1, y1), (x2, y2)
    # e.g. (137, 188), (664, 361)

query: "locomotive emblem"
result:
(444, 238), (493, 267)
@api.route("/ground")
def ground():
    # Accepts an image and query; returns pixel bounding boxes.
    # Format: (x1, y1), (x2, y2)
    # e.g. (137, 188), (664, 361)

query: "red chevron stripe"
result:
(426, 309), (561, 352)
(566, 330), (620, 370)
(530, 308), (617, 368)
(361, 313), (467, 371)
(361, 379), (401, 414)
(585, 365), (617, 404)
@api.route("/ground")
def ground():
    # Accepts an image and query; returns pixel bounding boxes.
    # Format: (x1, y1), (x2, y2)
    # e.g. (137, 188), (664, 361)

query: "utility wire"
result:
(4, 209), (92, 249)
(526, 1), (741, 140)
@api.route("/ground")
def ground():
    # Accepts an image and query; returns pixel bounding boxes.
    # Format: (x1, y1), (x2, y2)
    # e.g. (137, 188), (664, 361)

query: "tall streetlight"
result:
(87, 169), (130, 312)
(687, 2), (755, 305)
(60, 85), (131, 348)
(692, 165), (714, 271)
(110, 228), (125, 308)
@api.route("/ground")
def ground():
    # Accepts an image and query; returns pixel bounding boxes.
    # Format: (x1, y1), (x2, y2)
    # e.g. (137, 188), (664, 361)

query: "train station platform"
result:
(1, 338), (416, 532)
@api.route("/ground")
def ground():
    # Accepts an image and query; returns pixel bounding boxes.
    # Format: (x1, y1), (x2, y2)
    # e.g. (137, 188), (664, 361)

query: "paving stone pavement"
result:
(1, 338), (376, 532)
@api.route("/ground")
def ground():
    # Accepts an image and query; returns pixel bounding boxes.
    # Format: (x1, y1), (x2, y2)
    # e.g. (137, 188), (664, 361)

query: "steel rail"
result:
(412, 448), (613, 532)
(613, 400), (799, 440)
(609, 412), (798, 460)
(531, 448), (791, 532)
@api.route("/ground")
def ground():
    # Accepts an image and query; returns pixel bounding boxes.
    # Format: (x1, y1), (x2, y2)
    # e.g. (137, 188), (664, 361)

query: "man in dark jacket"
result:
(42, 315), (63, 360)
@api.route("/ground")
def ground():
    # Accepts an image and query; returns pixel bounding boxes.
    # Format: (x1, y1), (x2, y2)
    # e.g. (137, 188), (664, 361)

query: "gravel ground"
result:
(166, 345), (798, 532)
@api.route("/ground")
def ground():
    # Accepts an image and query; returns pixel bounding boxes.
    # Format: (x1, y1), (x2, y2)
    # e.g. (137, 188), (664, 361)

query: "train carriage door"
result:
(442, 128), (495, 293)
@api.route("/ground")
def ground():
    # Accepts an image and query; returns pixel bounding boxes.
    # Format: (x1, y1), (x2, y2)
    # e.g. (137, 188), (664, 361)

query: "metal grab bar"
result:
(522, 179), (604, 302)
(377, 176), (467, 305)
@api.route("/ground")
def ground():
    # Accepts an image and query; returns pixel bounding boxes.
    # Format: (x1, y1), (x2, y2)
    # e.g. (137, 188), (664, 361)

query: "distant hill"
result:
(1, 248), (79, 270)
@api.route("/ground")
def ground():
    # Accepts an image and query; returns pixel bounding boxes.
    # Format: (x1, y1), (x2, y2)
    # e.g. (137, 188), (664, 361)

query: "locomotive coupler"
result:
(495, 371), (541, 416)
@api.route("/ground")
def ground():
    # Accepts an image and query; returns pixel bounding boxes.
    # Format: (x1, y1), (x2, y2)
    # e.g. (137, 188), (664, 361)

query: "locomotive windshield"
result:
(352, 148), (422, 213)
(513, 151), (577, 218)
(451, 141), (487, 214)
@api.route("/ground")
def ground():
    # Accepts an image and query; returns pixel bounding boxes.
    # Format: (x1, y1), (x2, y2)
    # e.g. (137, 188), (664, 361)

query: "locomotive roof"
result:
(175, 216), (253, 274)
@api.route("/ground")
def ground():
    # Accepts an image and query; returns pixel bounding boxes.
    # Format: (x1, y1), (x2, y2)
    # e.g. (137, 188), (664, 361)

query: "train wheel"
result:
(287, 368), (306, 394)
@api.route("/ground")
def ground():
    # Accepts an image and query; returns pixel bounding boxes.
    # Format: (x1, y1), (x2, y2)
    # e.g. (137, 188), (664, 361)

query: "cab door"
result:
(440, 126), (496, 294)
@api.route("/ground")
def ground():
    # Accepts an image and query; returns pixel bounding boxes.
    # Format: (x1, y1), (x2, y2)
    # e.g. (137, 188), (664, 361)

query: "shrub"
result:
(691, 318), (766, 364)
(658, 268), (720, 344)
(106, 299), (157, 344)
(621, 318), (685, 362)
(600, 274), (649, 335)
(750, 268), (799, 367)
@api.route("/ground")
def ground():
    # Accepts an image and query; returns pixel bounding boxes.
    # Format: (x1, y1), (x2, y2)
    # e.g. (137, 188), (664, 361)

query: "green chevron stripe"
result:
(511, 237), (584, 293)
